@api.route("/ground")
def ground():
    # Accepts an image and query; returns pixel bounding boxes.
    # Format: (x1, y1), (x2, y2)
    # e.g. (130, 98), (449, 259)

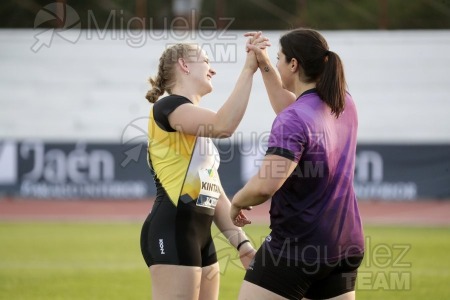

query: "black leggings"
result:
(140, 199), (217, 267)
(244, 242), (364, 300)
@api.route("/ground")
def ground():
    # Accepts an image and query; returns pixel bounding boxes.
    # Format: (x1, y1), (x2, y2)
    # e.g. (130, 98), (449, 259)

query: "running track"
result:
(1, 198), (449, 226)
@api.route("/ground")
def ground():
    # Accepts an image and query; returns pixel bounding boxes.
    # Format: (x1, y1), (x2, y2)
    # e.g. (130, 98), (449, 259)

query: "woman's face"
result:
(276, 49), (294, 93)
(186, 48), (216, 96)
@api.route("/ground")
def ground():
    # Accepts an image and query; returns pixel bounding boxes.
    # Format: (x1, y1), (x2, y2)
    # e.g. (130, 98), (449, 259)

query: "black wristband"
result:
(237, 239), (250, 251)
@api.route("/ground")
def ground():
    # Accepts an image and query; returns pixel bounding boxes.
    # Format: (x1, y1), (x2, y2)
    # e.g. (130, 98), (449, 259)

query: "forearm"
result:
(259, 62), (296, 114)
(233, 154), (296, 209)
(214, 68), (254, 136)
(214, 195), (251, 247)
(221, 224), (251, 249)
(232, 178), (272, 209)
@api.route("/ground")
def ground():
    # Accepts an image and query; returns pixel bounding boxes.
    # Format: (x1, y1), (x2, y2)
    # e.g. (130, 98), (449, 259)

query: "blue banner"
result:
(1, 140), (449, 200)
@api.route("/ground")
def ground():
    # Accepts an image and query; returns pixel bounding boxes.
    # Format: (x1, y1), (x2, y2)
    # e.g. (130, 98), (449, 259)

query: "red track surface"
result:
(1, 198), (449, 226)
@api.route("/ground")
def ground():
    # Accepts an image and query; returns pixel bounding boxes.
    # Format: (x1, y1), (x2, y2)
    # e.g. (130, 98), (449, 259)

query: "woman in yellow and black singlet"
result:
(140, 38), (269, 299)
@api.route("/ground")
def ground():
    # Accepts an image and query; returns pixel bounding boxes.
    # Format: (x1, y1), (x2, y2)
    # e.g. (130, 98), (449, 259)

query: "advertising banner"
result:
(354, 145), (450, 200)
(239, 143), (450, 201)
(1, 141), (449, 200)
(0, 140), (155, 199)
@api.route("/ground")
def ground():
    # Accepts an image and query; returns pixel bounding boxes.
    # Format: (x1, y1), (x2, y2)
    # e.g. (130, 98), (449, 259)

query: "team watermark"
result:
(32, 2), (238, 62)
(196, 231), (412, 292)
(120, 117), (268, 168)
(357, 237), (412, 291)
(258, 235), (412, 291)
(119, 117), (327, 170)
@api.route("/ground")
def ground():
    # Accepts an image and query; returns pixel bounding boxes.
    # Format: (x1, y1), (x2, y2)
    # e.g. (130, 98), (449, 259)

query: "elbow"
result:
(258, 189), (275, 200)
(211, 123), (235, 138)
(213, 130), (233, 139)
(211, 115), (238, 138)
(254, 184), (277, 200)
(246, 176), (280, 200)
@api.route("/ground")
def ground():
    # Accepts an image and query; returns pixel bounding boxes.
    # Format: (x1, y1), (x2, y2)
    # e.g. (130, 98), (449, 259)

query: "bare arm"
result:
(245, 32), (296, 114)
(168, 52), (258, 138)
(214, 179), (256, 268)
(230, 154), (297, 225)
(258, 58), (296, 114)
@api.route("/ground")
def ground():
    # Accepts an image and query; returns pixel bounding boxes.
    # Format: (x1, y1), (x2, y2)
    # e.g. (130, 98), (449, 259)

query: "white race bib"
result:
(196, 168), (221, 209)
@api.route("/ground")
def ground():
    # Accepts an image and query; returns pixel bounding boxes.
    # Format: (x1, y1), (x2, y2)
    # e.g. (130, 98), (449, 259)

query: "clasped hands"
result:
(245, 31), (272, 67)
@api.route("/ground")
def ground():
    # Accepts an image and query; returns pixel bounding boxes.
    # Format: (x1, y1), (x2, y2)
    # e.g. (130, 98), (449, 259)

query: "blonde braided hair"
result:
(145, 43), (193, 103)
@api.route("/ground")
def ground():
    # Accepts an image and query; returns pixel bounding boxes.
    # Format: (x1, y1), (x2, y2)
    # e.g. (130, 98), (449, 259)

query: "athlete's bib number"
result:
(197, 168), (220, 209)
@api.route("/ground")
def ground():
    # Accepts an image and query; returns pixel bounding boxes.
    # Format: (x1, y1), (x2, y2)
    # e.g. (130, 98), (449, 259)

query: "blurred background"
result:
(1, 1), (450, 299)
(1, 0), (449, 200)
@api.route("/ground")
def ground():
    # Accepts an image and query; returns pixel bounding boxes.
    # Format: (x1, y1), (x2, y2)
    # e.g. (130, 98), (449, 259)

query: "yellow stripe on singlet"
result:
(147, 108), (197, 206)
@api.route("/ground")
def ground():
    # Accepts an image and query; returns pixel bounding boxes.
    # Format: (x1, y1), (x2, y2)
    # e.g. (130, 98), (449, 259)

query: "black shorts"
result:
(244, 242), (364, 300)
(140, 197), (217, 267)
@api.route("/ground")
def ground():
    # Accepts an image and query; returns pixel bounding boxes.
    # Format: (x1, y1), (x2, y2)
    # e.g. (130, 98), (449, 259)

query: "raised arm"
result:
(168, 51), (259, 138)
(245, 32), (296, 114)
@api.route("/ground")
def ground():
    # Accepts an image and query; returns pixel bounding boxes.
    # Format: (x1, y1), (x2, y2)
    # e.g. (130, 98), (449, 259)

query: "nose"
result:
(209, 68), (216, 76)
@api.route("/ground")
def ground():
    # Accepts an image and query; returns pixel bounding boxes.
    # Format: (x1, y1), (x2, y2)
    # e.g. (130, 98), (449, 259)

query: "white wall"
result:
(1, 29), (449, 143)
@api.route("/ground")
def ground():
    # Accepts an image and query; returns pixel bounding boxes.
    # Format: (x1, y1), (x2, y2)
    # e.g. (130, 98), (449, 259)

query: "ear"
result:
(290, 58), (299, 73)
(178, 58), (190, 74)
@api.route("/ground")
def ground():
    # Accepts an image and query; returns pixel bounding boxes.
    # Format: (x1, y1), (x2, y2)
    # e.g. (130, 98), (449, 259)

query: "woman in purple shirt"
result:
(231, 29), (365, 300)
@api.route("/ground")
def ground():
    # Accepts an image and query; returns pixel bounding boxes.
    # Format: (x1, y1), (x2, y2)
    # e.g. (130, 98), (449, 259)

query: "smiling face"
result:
(185, 47), (216, 96)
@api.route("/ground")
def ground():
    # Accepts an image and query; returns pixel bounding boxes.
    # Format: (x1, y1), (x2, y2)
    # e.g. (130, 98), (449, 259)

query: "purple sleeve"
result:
(266, 110), (306, 163)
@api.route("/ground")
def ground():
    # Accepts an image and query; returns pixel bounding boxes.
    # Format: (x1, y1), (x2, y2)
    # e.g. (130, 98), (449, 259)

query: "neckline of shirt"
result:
(168, 94), (193, 104)
(297, 88), (318, 101)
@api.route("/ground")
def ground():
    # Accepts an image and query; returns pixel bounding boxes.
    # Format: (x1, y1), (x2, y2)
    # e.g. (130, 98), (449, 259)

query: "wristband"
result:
(237, 239), (250, 251)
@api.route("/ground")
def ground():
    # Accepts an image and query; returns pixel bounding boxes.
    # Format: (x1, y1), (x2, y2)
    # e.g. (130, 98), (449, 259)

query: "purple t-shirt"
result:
(265, 89), (364, 262)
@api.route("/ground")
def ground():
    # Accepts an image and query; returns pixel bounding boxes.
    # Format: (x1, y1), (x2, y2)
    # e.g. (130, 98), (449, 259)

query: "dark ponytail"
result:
(316, 51), (346, 117)
(280, 28), (347, 117)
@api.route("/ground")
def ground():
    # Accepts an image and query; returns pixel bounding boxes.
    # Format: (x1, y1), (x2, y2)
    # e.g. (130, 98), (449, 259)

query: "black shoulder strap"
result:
(153, 95), (192, 132)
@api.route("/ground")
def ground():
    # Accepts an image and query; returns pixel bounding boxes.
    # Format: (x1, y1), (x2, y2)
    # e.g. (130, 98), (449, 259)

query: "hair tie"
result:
(325, 50), (331, 56)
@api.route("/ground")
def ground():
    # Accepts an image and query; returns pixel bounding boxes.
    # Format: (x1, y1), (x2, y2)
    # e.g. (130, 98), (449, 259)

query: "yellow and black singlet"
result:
(140, 95), (220, 267)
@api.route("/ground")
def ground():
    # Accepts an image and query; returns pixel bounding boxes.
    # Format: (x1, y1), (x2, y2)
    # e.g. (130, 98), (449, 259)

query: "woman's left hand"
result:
(230, 204), (252, 227)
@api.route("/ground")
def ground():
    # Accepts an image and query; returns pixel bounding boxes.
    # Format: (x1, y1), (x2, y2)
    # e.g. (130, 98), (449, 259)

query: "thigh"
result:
(304, 291), (355, 300)
(243, 244), (314, 300)
(238, 280), (288, 300)
(304, 270), (358, 299)
(150, 264), (202, 300)
(199, 262), (220, 300)
(141, 200), (207, 267)
(141, 200), (182, 266)
(201, 233), (217, 267)
(305, 255), (363, 299)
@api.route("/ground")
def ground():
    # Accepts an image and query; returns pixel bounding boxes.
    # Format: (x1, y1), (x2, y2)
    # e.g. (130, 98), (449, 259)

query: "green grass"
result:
(0, 222), (449, 299)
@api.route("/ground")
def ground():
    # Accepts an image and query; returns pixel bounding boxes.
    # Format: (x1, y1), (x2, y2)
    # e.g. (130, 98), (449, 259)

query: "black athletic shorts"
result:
(140, 197), (217, 267)
(244, 242), (364, 300)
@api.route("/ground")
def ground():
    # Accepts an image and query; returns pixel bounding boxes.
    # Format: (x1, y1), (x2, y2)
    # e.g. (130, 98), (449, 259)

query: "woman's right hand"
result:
(245, 31), (271, 67)
(243, 50), (258, 74)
